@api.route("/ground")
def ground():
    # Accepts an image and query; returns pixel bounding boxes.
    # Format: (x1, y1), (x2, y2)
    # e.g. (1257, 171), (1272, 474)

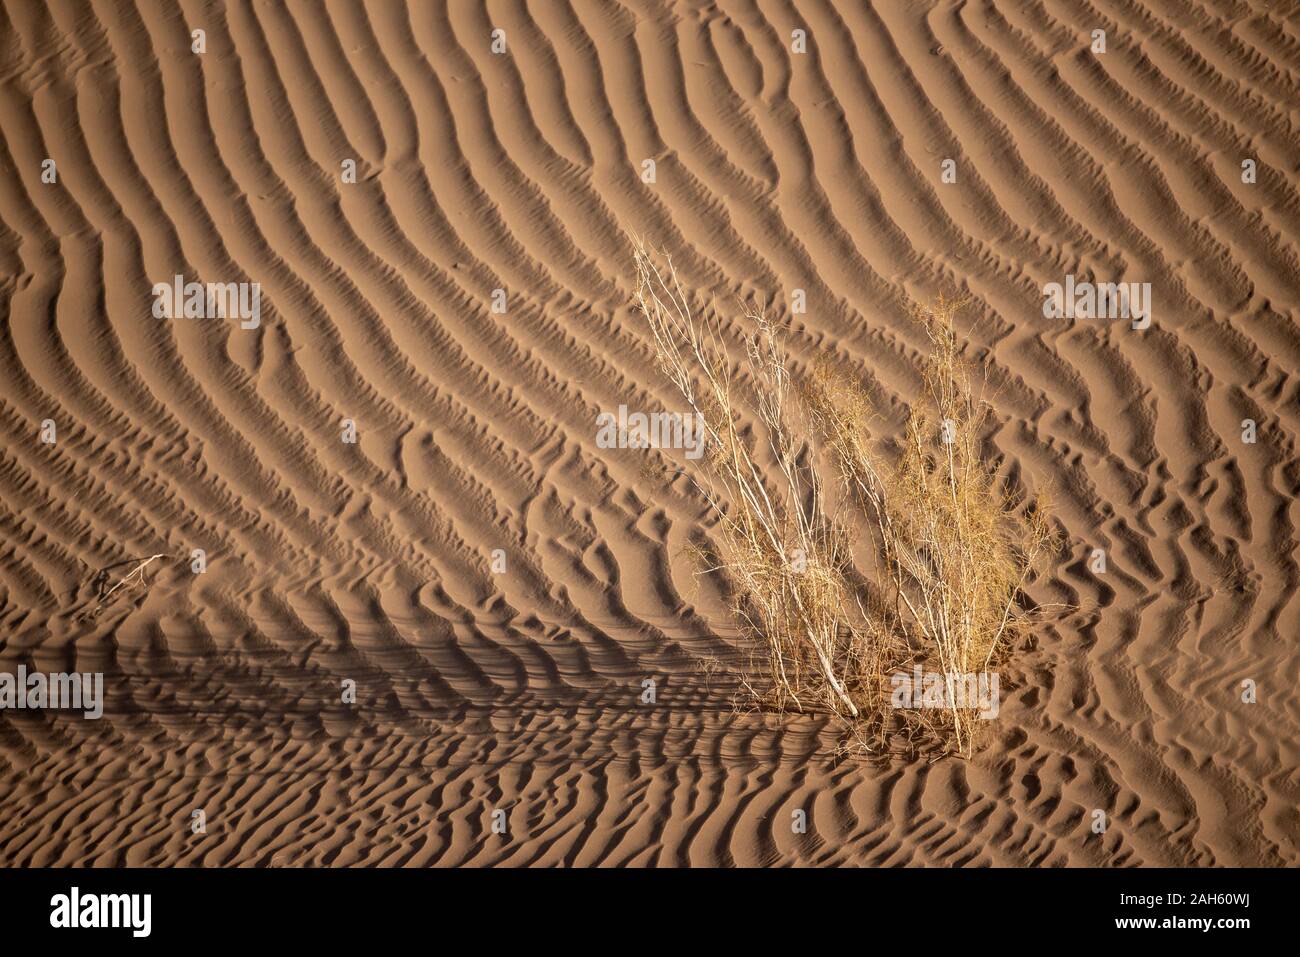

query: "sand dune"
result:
(0, 0), (1297, 867)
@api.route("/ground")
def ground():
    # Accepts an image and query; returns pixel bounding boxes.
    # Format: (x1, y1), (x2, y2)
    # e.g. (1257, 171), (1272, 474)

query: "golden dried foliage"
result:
(633, 244), (1059, 756)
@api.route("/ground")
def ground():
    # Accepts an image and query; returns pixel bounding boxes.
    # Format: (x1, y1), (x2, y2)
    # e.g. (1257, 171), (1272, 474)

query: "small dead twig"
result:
(81, 554), (168, 620)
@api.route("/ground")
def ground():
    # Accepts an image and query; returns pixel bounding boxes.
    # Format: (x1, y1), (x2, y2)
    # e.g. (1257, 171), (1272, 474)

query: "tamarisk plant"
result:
(634, 243), (877, 726)
(633, 244), (1057, 757)
(805, 297), (1058, 755)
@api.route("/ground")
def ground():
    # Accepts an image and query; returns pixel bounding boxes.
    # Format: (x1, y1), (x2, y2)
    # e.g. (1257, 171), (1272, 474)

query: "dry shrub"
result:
(633, 245), (880, 730)
(632, 244), (1058, 757)
(806, 296), (1059, 754)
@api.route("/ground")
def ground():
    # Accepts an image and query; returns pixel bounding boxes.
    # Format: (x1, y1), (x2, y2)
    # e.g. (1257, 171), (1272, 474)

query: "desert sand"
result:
(0, 0), (1297, 867)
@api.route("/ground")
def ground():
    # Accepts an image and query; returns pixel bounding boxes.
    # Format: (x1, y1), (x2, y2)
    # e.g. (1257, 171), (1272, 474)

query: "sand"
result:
(0, 0), (1296, 867)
